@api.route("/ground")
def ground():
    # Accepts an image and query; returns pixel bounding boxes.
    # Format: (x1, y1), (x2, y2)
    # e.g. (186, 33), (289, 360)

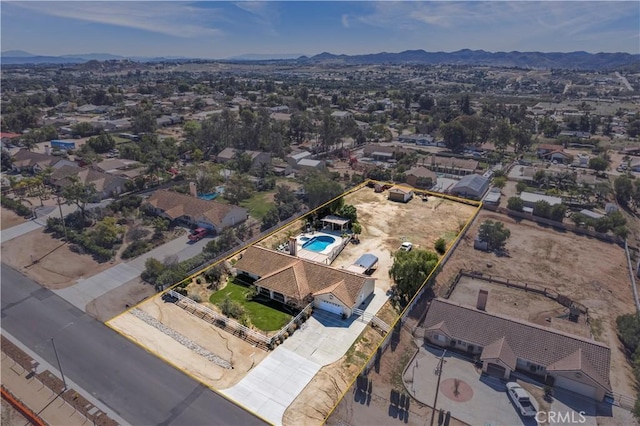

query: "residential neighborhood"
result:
(2, 10), (640, 426)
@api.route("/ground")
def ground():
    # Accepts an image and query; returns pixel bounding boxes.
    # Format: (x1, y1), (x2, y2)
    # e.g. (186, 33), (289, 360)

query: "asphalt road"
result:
(1, 264), (267, 426)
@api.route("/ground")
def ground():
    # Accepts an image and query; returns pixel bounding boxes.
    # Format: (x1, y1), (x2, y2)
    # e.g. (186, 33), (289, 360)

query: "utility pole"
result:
(429, 350), (446, 426)
(51, 338), (67, 391)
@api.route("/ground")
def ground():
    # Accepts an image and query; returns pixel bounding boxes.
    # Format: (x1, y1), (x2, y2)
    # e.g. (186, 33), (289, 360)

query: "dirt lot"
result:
(86, 277), (156, 322)
(259, 186), (478, 295)
(449, 276), (592, 338)
(1, 399), (28, 426)
(1, 207), (28, 230)
(107, 297), (267, 390)
(437, 210), (638, 397)
(1, 228), (120, 289)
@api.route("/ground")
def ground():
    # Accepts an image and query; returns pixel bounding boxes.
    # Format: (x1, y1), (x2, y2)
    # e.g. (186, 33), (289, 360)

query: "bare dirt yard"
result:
(1, 228), (120, 289)
(437, 210), (637, 397)
(1, 207), (28, 230)
(86, 277), (156, 322)
(107, 297), (267, 390)
(259, 186), (478, 296)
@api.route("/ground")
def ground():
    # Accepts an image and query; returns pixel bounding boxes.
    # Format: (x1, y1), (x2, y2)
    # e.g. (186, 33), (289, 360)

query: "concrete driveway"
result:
(222, 347), (321, 425)
(222, 286), (391, 424)
(283, 286), (390, 365)
(53, 232), (212, 311)
(405, 345), (534, 426)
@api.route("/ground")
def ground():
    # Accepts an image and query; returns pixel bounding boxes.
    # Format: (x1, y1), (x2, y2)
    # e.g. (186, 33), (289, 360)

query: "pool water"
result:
(198, 193), (218, 201)
(302, 235), (336, 252)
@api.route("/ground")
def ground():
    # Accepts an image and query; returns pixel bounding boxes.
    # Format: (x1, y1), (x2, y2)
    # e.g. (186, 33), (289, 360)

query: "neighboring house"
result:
(398, 134), (435, 146)
(405, 166), (437, 189)
(269, 105), (289, 113)
(144, 189), (247, 233)
(50, 165), (129, 200)
(11, 149), (77, 174)
(388, 186), (413, 203)
(95, 159), (144, 179)
(426, 155), (478, 176)
(296, 158), (326, 171)
(421, 298), (611, 401)
(156, 115), (183, 127)
(234, 246), (375, 316)
(287, 151), (312, 167)
(559, 130), (591, 139)
(536, 144), (563, 157)
(331, 111), (353, 120)
(271, 160), (293, 176)
(94, 118), (132, 132)
(449, 174), (490, 200)
(1, 132), (21, 145)
(542, 150), (574, 164)
(215, 148), (272, 172)
(519, 191), (562, 211)
(362, 144), (408, 161)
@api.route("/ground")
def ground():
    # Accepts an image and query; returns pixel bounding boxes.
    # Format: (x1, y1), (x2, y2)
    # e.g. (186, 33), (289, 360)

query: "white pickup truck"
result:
(506, 382), (537, 417)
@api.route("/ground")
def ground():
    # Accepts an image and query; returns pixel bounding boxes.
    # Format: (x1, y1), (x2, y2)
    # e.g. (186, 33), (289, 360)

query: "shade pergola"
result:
(321, 215), (350, 231)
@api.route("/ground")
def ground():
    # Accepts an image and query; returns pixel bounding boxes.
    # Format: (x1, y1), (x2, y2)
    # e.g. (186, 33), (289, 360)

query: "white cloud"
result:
(11, 1), (223, 38)
(234, 1), (279, 35)
(342, 14), (350, 28)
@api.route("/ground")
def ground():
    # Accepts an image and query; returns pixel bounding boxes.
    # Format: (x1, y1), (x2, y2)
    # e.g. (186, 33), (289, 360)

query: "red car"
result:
(188, 228), (208, 242)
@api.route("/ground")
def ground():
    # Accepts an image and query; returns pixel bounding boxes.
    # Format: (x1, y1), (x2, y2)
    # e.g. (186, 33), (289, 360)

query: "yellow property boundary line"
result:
(321, 192), (482, 424)
(104, 179), (481, 425)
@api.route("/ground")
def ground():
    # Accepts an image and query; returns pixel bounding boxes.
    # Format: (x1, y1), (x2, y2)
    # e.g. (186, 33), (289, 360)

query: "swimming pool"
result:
(198, 193), (218, 201)
(302, 235), (336, 252)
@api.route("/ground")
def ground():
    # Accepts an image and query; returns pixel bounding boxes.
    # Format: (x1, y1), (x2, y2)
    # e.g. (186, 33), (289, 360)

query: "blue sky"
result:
(2, 1), (638, 58)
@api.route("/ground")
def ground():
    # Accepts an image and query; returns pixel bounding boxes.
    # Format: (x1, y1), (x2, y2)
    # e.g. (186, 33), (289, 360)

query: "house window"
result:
(434, 334), (447, 343)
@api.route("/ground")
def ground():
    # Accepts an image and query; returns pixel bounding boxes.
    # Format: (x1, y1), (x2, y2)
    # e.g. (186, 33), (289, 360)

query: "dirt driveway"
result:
(437, 210), (637, 397)
(1, 228), (120, 289)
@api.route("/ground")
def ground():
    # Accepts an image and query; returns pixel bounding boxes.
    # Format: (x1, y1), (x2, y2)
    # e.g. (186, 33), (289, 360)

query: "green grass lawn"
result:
(239, 192), (273, 220)
(209, 280), (291, 331)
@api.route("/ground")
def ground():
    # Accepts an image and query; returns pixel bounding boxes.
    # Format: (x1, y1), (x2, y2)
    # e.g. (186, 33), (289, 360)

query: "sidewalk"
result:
(1, 351), (89, 426)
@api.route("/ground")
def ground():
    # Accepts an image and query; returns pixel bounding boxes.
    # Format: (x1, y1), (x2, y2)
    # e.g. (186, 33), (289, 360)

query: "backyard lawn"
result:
(240, 192), (273, 220)
(209, 280), (292, 331)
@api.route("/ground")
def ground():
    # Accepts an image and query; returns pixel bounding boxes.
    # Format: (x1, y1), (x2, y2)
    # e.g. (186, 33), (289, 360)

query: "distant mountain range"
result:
(2, 49), (639, 70)
(300, 49), (640, 70)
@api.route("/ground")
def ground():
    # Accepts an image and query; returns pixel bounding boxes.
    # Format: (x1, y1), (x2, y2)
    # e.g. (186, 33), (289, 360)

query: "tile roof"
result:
(145, 189), (247, 227)
(51, 165), (126, 193)
(480, 337), (517, 371)
(12, 149), (62, 169)
(235, 246), (372, 307)
(546, 348), (608, 390)
(406, 166), (437, 179)
(423, 299), (611, 391)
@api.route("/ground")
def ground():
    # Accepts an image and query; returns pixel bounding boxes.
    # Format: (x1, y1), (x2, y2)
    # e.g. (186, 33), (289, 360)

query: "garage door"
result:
(485, 363), (506, 378)
(553, 375), (597, 399)
(317, 300), (343, 315)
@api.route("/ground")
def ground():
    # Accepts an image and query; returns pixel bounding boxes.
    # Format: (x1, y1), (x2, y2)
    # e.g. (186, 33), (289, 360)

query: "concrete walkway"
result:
(222, 347), (321, 425)
(1, 220), (43, 243)
(53, 232), (212, 311)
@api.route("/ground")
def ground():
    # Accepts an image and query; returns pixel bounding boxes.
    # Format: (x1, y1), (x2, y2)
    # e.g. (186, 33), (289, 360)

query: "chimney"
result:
(476, 289), (488, 311)
(288, 236), (297, 256)
(44, 145), (50, 156)
(189, 181), (198, 198)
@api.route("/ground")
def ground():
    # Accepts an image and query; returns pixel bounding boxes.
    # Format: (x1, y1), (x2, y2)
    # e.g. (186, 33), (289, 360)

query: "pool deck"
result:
(295, 230), (345, 264)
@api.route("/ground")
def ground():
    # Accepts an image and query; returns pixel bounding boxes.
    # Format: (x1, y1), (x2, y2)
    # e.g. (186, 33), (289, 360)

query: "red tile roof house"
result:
(419, 298), (611, 401)
(144, 189), (248, 233)
(233, 246), (375, 316)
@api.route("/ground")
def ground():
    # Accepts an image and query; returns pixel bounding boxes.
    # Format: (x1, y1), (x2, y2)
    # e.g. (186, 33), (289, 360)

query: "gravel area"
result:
(130, 308), (233, 369)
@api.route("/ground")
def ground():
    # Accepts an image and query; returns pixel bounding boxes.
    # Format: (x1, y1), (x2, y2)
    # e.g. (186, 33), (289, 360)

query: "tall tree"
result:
(439, 121), (468, 154)
(62, 178), (97, 219)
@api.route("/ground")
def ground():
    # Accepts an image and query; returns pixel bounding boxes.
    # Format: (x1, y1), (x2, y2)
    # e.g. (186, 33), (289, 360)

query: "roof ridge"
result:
(433, 299), (609, 349)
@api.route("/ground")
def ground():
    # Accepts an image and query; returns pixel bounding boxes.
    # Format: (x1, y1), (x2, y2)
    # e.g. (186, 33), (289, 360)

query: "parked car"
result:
(188, 227), (208, 242)
(399, 241), (413, 252)
(506, 382), (536, 417)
